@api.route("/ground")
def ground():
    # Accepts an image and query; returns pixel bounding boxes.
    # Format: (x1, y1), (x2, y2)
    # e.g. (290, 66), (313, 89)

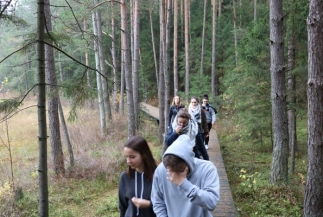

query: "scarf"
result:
(188, 103), (202, 123)
(172, 115), (198, 148)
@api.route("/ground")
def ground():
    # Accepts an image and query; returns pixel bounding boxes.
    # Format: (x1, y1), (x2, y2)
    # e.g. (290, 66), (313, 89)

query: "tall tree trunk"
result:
(111, 1), (119, 112)
(44, 0), (65, 176)
(218, 0), (222, 16)
(269, 0), (288, 184)
(149, 1), (159, 85)
(287, 0), (296, 175)
(173, 0), (178, 96)
(304, 0), (323, 215)
(58, 62), (74, 167)
(37, 0), (49, 215)
(254, 0), (257, 22)
(233, 0), (238, 66)
(120, 48), (125, 115)
(184, 0), (190, 100)
(58, 98), (74, 166)
(200, 0), (207, 76)
(25, 51), (29, 93)
(92, 12), (106, 135)
(121, 0), (135, 138)
(94, 0), (112, 122)
(158, 0), (165, 143)
(133, 0), (140, 129)
(180, 0), (184, 44)
(164, 0), (171, 134)
(84, 19), (93, 109)
(211, 0), (218, 97)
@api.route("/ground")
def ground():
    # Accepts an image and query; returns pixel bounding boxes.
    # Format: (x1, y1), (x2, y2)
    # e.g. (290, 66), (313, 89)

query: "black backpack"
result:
(209, 104), (217, 114)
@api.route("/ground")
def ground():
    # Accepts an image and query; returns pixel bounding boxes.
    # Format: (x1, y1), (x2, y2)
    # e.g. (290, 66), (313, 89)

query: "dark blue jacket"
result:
(167, 104), (185, 127)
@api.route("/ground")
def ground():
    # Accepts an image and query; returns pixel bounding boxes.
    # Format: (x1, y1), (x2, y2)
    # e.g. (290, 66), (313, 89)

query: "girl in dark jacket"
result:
(168, 95), (185, 128)
(118, 136), (157, 217)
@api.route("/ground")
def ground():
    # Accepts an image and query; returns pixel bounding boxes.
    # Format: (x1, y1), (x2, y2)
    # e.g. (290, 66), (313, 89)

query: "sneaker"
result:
(205, 145), (209, 150)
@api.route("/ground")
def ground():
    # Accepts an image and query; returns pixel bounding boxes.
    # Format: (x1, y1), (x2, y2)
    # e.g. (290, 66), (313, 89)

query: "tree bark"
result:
(184, 0), (190, 100)
(287, 0), (296, 175)
(149, 1), (159, 85)
(133, 0), (140, 129)
(211, 0), (218, 97)
(58, 98), (74, 166)
(254, 0), (257, 22)
(44, 0), (65, 176)
(37, 0), (49, 215)
(304, 0), (323, 215)
(92, 12), (106, 135)
(121, 0), (135, 138)
(233, 0), (238, 66)
(164, 0), (171, 134)
(173, 0), (178, 96)
(200, 0), (207, 76)
(120, 47), (125, 115)
(111, 1), (119, 112)
(94, 0), (112, 122)
(158, 0), (165, 143)
(58, 54), (74, 167)
(269, 0), (288, 184)
(84, 19), (91, 95)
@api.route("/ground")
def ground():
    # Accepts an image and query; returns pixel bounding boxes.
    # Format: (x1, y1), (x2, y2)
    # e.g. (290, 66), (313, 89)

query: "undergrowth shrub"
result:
(218, 111), (305, 217)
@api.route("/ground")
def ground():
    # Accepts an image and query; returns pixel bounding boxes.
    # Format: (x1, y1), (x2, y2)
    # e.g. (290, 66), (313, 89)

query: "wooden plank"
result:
(209, 129), (238, 217)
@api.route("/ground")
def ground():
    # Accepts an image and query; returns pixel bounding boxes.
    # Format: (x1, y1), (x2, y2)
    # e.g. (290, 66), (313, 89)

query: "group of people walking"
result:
(118, 95), (220, 217)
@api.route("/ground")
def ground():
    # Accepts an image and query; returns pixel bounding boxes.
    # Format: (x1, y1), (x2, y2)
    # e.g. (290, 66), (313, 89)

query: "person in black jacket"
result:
(168, 95), (185, 128)
(118, 136), (157, 217)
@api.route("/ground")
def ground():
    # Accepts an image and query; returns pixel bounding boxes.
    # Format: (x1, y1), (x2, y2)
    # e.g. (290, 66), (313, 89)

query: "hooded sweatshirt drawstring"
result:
(135, 171), (145, 216)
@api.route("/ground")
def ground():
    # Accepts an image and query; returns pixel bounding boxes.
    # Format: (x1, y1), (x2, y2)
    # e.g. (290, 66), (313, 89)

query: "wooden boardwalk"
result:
(140, 102), (238, 217)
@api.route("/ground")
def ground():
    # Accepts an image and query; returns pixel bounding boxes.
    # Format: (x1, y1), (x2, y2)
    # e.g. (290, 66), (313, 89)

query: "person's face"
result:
(177, 117), (188, 127)
(174, 96), (180, 104)
(124, 147), (144, 172)
(190, 99), (198, 107)
(202, 99), (208, 105)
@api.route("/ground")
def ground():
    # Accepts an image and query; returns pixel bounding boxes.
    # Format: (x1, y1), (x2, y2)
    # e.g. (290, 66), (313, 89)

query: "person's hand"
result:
(176, 126), (182, 134)
(212, 122), (215, 125)
(205, 133), (209, 138)
(131, 197), (151, 208)
(166, 166), (189, 186)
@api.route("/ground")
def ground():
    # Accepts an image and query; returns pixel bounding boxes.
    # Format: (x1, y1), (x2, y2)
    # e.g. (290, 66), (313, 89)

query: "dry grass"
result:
(0, 96), (161, 216)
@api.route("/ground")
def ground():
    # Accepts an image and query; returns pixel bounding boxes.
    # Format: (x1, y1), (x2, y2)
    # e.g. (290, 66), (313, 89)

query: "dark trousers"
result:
(205, 123), (213, 145)
(194, 133), (209, 160)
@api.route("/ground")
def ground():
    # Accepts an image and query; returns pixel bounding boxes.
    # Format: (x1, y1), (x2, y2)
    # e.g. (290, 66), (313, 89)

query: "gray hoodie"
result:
(151, 135), (220, 217)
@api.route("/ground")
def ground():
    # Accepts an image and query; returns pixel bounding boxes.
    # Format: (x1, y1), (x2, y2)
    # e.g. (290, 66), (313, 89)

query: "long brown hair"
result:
(171, 95), (182, 106)
(124, 136), (157, 181)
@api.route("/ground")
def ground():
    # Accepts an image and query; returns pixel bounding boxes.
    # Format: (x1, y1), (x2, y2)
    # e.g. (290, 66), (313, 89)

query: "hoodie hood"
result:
(163, 135), (195, 176)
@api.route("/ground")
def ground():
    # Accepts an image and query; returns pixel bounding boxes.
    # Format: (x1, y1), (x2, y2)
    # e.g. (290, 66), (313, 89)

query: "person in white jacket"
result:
(151, 135), (220, 217)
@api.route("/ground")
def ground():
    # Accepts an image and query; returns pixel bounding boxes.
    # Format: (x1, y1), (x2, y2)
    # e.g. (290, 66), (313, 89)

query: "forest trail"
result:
(140, 102), (238, 217)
